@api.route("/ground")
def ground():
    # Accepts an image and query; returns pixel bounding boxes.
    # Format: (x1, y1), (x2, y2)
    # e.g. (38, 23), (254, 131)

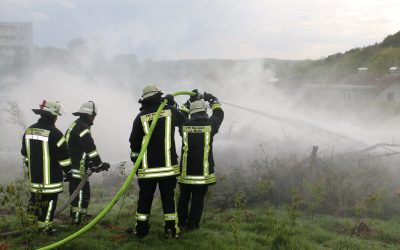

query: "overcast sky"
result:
(1, 0), (400, 60)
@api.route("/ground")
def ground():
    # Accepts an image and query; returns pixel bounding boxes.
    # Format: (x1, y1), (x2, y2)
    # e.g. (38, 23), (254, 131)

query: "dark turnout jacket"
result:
(65, 117), (102, 179)
(21, 117), (72, 193)
(129, 98), (186, 179)
(178, 103), (224, 185)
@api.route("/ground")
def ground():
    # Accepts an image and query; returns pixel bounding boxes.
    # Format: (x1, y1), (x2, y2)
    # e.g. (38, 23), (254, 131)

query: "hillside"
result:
(276, 30), (400, 85)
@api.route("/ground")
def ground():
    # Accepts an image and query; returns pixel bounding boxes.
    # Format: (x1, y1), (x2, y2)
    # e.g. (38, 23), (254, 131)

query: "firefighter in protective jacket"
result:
(21, 100), (72, 234)
(177, 92), (224, 230)
(129, 84), (186, 238)
(65, 101), (110, 224)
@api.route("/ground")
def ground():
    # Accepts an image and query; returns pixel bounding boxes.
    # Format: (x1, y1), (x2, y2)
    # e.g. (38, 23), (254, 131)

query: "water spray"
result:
(220, 100), (366, 145)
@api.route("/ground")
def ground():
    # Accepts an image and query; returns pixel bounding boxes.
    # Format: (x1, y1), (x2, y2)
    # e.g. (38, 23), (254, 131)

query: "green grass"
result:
(1, 180), (399, 250)
(2, 198), (400, 250)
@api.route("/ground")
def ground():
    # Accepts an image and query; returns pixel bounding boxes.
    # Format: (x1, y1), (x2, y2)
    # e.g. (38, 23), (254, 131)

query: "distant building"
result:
(301, 67), (400, 106)
(0, 22), (33, 65)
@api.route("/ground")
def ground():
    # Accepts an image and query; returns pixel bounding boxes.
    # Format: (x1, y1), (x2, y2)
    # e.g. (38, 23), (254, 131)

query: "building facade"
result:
(0, 22), (33, 65)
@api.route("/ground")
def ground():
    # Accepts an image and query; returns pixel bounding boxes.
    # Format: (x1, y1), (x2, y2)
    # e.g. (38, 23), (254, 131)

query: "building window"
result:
(387, 92), (394, 102)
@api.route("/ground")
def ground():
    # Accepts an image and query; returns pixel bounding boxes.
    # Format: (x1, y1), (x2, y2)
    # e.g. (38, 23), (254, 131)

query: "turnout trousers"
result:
(69, 178), (91, 224)
(135, 177), (179, 237)
(177, 184), (208, 230)
(28, 192), (58, 231)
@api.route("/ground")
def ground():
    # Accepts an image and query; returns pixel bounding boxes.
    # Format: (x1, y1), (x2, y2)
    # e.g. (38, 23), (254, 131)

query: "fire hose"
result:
(37, 90), (194, 250)
(54, 161), (127, 217)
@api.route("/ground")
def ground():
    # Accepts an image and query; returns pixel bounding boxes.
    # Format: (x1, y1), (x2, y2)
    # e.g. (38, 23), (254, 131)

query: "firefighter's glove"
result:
(64, 171), (73, 182)
(189, 89), (202, 102)
(183, 100), (190, 109)
(163, 94), (175, 106)
(203, 92), (219, 104)
(98, 162), (111, 172)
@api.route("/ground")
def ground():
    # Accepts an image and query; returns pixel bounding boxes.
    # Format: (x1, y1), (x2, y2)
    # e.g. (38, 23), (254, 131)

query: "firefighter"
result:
(21, 100), (72, 234)
(65, 101), (110, 225)
(129, 84), (186, 239)
(177, 92), (224, 231)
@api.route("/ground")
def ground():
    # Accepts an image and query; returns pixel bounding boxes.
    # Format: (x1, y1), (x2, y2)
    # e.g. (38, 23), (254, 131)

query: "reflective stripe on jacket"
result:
(21, 117), (71, 193)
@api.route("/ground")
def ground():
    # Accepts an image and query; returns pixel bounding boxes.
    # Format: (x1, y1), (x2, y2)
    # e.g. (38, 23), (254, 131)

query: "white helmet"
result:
(32, 100), (64, 116)
(190, 100), (207, 114)
(73, 101), (97, 116)
(141, 84), (163, 100)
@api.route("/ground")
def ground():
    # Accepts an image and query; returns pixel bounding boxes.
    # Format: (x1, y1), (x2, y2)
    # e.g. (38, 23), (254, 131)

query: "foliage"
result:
(275, 30), (400, 83)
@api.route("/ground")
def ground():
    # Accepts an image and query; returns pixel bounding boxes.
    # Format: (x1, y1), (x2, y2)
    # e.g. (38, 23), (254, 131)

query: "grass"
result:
(1, 196), (400, 250)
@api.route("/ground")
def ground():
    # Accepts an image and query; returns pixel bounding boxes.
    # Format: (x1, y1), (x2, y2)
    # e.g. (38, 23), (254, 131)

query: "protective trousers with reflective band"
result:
(177, 184), (208, 229)
(69, 178), (90, 223)
(135, 178), (179, 235)
(178, 125), (216, 185)
(137, 109), (179, 179)
(28, 192), (58, 230)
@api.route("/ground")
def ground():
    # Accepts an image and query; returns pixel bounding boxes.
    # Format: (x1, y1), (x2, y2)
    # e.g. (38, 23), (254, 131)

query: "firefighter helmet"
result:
(72, 101), (97, 116)
(190, 99), (207, 114)
(32, 100), (63, 116)
(141, 84), (163, 100)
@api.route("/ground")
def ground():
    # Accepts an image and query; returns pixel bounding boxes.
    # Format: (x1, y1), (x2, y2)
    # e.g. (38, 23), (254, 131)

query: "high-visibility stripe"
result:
(182, 131), (188, 176)
(88, 150), (98, 158)
(31, 182), (63, 188)
(204, 130), (210, 175)
(183, 126), (211, 133)
(26, 128), (50, 136)
(136, 212), (149, 221)
(138, 169), (179, 179)
(139, 110), (175, 177)
(23, 156), (28, 162)
(138, 165), (178, 174)
(65, 122), (76, 143)
(79, 152), (87, 175)
(25, 134), (48, 141)
(180, 125), (213, 184)
(178, 174), (216, 185)
(25, 137), (31, 179)
(140, 109), (172, 123)
(211, 103), (222, 110)
(79, 129), (90, 137)
(56, 137), (66, 147)
(142, 121), (149, 169)
(164, 213), (177, 221)
(131, 151), (139, 158)
(43, 140), (50, 185)
(165, 115), (172, 167)
(45, 200), (54, 223)
(78, 190), (83, 211)
(30, 187), (63, 193)
(59, 158), (72, 166)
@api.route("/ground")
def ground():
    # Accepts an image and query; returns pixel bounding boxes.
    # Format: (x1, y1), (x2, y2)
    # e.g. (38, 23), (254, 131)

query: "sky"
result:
(1, 0), (400, 60)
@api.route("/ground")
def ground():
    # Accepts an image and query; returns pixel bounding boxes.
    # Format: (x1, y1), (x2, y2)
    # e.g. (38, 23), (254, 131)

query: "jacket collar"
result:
(38, 116), (56, 126)
(191, 112), (209, 120)
(140, 97), (162, 111)
(77, 116), (93, 127)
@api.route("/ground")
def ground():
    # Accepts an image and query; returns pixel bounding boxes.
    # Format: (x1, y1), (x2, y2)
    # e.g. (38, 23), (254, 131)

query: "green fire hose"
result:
(38, 91), (194, 250)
